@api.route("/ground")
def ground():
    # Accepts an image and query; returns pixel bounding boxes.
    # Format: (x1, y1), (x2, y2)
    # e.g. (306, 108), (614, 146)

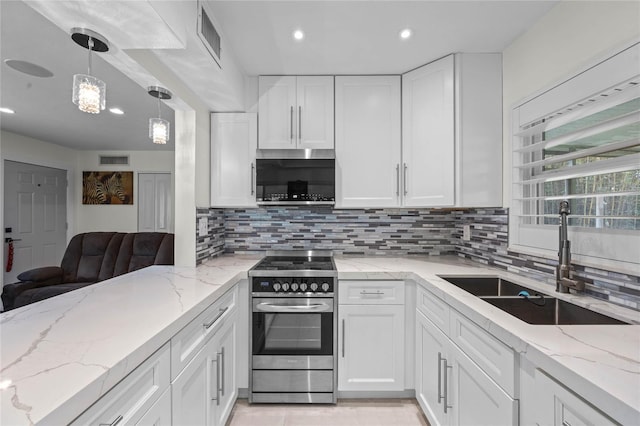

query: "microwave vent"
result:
(198, 2), (222, 68)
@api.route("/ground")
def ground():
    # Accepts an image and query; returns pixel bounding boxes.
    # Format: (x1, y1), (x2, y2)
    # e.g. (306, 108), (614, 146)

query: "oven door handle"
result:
(255, 302), (332, 313)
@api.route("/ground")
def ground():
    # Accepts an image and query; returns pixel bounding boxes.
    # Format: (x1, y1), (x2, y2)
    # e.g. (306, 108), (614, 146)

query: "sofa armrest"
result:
(17, 266), (64, 283)
(2, 267), (65, 311)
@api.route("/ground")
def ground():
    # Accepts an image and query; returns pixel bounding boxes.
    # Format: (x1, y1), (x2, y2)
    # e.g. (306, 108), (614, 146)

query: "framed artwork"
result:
(82, 171), (133, 205)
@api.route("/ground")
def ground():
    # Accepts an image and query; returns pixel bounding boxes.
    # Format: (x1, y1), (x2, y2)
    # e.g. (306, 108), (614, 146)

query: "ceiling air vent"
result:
(197, 1), (222, 68)
(99, 155), (129, 166)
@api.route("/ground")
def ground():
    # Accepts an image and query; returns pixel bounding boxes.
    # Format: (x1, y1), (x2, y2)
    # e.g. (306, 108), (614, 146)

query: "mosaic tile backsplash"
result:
(196, 206), (640, 310)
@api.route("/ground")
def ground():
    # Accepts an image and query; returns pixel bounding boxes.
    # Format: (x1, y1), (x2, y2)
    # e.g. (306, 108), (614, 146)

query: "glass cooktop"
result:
(253, 256), (335, 271)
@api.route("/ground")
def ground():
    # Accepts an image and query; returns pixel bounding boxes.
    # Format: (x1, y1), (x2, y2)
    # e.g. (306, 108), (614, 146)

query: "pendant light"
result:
(71, 28), (109, 114)
(147, 86), (172, 145)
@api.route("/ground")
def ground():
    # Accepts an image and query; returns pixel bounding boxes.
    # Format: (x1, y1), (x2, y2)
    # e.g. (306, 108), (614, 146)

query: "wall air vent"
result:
(99, 155), (129, 166)
(197, 1), (222, 68)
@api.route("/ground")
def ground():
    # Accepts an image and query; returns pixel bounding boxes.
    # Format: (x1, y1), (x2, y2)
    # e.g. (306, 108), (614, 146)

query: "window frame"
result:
(509, 42), (640, 275)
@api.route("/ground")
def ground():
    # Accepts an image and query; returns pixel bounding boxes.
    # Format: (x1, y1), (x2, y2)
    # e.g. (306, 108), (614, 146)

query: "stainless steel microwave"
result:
(255, 149), (335, 206)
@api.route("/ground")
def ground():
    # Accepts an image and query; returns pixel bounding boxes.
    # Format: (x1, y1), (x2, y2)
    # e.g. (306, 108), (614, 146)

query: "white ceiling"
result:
(208, 1), (558, 75)
(0, 0), (175, 151)
(0, 0), (560, 152)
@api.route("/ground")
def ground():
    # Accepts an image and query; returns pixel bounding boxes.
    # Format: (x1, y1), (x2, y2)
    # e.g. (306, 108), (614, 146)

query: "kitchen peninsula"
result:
(1, 255), (639, 425)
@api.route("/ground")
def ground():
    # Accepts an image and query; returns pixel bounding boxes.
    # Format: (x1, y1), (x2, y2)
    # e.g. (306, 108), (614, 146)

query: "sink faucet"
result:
(556, 200), (586, 293)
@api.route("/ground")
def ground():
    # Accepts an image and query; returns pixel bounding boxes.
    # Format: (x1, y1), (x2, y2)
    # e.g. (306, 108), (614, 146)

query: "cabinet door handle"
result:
(396, 164), (400, 197)
(203, 306), (229, 330)
(210, 357), (220, 403)
(250, 163), (255, 195)
(443, 359), (453, 413)
(404, 163), (408, 196)
(99, 415), (123, 426)
(342, 319), (345, 358)
(290, 106), (294, 143)
(220, 346), (225, 396)
(298, 106), (302, 141)
(437, 352), (444, 404)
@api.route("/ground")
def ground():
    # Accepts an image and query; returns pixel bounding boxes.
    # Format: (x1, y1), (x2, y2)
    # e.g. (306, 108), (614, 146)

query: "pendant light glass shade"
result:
(72, 74), (106, 114)
(149, 117), (170, 144)
(147, 86), (172, 145)
(70, 28), (109, 114)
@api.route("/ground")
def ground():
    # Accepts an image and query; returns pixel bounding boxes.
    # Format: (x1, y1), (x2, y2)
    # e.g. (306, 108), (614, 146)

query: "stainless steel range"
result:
(249, 251), (338, 404)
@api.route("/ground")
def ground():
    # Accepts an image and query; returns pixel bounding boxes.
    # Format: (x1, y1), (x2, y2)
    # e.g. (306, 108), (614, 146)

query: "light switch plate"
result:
(462, 224), (471, 241)
(198, 217), (208, 237)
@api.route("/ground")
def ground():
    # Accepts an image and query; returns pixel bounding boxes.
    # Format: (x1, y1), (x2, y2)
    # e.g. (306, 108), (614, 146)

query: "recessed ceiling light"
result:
(400, 28), (412, 40)
(293, 29), (304, 41)
(109, 107), (125, 115)
(0, 107), (16, 114)
(4, 59), (54, 78)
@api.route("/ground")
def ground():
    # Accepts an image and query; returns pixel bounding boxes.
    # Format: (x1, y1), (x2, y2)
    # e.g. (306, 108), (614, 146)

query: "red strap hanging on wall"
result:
(6, 240), (14, 272)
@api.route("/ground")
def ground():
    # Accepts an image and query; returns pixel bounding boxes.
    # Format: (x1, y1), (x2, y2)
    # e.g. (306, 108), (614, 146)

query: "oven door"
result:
(252, 297), (334, 356)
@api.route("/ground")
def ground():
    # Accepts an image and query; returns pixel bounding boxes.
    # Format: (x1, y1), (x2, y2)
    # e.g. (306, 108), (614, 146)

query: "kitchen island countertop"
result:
(1, 254), (638, 425)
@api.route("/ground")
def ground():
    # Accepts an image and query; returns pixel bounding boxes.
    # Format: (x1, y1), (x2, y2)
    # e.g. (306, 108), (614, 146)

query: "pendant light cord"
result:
(87, 37), (94, 75)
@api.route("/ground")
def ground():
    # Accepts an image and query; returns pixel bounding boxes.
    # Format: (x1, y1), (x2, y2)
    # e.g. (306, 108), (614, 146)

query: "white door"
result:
(212, 313), (237, 426)
(448, 341), (518, 426)
(338, 304), (405, 391)
(138, 173), (172, 232)
(416, 310), (449, 426)
(297, 76), (334, 149)
(335, 75), (401, 208)
(171, 340), (217, 426)
(258, 76), (297, 149)
(3, 160), (67, 284)
(210, 113), (257, 207)
(402, 55), (455, 207)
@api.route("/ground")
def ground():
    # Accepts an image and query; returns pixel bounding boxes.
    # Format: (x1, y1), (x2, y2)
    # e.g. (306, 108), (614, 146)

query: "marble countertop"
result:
(336, 256), (640, 425)
(1, 254), (638, 425)
(0, 255), (261, 426)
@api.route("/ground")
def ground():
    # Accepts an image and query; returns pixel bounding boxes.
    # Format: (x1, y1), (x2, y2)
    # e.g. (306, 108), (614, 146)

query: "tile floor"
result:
(227, 399), (430, 426)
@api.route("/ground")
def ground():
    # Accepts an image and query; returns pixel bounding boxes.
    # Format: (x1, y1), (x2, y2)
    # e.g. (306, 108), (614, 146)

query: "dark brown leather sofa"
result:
(1, 232), (174, 311)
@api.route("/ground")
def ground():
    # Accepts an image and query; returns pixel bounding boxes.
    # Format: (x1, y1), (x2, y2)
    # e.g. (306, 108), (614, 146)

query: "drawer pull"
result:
(203, 306), (229, 330)
(99, 415), (123, 426)
(360, 290), (384, 296)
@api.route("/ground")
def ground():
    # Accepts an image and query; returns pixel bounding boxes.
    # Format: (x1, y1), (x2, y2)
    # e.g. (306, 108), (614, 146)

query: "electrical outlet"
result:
(462, 224), (471, 241)
(198, 217), (208, 237)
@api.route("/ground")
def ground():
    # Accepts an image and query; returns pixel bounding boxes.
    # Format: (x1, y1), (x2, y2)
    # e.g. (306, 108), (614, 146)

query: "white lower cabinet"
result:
(136, 387), (171, 425)
(172, 303), (238, 426)
(525, 368), (617, 426)
(338, 281), (405, 392)
(71, 343), (171, 426)
(415, 286), (517, 426)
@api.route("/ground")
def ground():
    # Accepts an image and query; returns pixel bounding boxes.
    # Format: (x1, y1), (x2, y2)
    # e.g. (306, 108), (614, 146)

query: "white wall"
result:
(501, 0), (640, 206)
(75, 150), (174, 233)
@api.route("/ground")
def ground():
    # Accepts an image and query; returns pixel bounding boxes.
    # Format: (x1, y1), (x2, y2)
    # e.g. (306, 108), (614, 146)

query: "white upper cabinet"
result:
(402, 53), (502, 208)
(258, 76), (334, 150)
(402, 55), (455, 207)
(335, 75), (402, 208)
(210, 113), (257, 207)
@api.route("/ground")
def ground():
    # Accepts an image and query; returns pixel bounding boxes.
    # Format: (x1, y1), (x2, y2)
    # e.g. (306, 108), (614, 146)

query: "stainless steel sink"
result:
(439, 276), (539, 297)
(481, 296), (628, 325)
(439, 275), (629, 325)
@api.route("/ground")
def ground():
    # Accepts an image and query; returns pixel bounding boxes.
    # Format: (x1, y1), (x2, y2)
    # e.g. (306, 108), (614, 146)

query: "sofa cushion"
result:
(61, 232), (124, 283)
(114, 233), (174, 276)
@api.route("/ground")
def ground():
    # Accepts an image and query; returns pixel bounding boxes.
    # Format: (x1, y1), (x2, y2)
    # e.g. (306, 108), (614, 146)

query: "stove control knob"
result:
(281, 282), (290, 292)
(273, 283), (281, 292)
(310, 282), (318, 292)
(299, 282), (308, 292)
(291, 282), (299, 292)
(321, 282), (330, 292)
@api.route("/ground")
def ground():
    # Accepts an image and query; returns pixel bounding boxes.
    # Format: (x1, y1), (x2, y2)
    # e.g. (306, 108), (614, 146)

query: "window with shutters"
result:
(510, 43), (639, 272)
